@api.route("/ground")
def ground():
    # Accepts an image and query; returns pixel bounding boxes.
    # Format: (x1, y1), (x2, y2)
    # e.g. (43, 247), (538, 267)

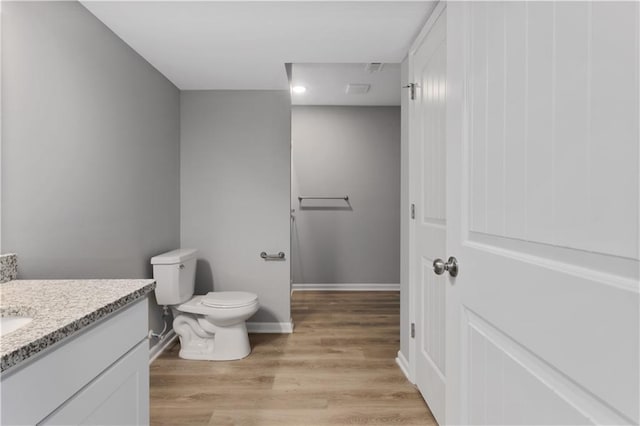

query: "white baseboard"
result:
(292, 283), (400, 291)
(247, 320), (294, 334)
(148, 329), (177, 364)
(396, 350), (413, 384)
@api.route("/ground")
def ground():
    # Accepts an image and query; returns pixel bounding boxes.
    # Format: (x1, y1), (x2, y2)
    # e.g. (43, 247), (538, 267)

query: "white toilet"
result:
(151, 248), (259, 361)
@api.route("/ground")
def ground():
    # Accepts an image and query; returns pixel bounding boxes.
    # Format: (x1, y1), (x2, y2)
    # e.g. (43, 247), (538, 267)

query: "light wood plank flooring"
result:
(150, 291), (435, 425)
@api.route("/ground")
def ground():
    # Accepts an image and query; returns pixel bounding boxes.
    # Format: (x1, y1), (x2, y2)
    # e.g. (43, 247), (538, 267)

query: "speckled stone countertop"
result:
(0, 279), (155, 372)
(0, 254), (18, 283)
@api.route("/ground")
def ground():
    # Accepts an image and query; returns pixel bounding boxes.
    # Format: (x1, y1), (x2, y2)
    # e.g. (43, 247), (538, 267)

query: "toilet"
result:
(151, 248), (259, 361)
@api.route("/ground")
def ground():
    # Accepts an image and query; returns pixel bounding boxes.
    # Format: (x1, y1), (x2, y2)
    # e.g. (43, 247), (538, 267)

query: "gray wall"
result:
(1, 1), (180, 343)
(291, 106), (400, 284)
(181, 91), (291, 324)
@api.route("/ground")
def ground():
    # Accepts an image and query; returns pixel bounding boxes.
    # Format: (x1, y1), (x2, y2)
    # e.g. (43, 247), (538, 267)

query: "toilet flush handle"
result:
(179, 264), (185, 269)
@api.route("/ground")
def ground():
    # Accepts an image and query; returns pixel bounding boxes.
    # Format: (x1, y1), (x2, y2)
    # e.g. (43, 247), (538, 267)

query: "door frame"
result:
(407, 0), (447, 384)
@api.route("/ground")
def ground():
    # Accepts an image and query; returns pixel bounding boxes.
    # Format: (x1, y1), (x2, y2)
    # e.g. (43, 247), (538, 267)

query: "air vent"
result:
(365, 62), (384, 73)
(345, 84), (371, 95)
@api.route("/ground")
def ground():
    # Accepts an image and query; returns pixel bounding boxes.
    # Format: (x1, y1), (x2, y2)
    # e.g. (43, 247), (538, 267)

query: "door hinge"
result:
(411, 323), (416, 339)
(403, 83), (417, 100)
(411, 203), (415, 220)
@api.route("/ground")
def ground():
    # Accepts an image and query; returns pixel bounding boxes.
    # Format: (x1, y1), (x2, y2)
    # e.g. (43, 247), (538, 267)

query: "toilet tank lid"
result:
(151, 248), (198, 265)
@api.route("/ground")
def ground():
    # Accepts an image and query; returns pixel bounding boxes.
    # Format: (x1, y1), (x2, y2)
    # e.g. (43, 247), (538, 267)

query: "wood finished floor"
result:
(150, 291), (435, 426)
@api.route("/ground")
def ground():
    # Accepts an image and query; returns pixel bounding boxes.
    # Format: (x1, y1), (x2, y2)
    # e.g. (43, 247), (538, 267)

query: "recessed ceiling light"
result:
(291, 85), (307, 94)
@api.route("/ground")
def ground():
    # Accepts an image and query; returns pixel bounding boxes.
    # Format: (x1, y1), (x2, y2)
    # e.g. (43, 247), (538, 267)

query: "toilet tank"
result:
(150, 248), (198, 305)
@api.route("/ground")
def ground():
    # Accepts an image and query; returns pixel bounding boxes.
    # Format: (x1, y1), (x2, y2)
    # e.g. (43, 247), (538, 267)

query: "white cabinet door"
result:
(41, 340), (149, 426)
(1, 300), (148, 426)
(446, 2), (639, 424)
(409, 6), (447, 425)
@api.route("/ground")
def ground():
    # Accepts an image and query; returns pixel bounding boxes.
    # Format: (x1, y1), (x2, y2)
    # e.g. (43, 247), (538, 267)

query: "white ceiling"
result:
(291, 63), (400, 106)
(81, 1), (435, 90)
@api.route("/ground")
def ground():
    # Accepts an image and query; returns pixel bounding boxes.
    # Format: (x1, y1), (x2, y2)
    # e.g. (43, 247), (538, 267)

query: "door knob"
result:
(433, 257), (459, 277)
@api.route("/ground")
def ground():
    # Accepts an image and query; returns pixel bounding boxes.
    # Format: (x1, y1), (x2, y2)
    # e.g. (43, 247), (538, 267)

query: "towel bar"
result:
(260, 252), (285, 260)
(298, 196), (349, 202)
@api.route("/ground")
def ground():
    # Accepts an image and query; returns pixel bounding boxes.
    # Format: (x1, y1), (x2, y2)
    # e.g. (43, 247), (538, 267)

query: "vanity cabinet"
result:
(0, 299), (149, 425)
(40, 340), (148, 425)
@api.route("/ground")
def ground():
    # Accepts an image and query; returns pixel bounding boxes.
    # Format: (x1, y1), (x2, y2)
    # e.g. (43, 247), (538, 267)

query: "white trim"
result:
(408, 30), (419, 385)
(407, 0), (447, 393)
(396, 350), (414, 384)
(148, 330), (177, 364)
(292, 283), (400, 291)
(409, 0), (447, 56)
(247, 320), (294, 334)
(407, 44), (417, 384)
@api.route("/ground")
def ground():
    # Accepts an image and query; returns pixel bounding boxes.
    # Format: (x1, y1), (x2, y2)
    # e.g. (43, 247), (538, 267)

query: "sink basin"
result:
(0, 315), (33, 337)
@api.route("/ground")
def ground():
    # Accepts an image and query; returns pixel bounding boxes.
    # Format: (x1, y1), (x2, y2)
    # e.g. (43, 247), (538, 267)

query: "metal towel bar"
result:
(298, 196), (349, 202)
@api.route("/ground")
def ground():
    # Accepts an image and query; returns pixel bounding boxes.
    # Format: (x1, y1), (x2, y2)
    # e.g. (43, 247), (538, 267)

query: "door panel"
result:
(421, 259), (446, 375)
(447, 2), (639, 424)
(467, 314), (592, 425)
(411, 8), (447, 425)
(468, 1), (639, 259)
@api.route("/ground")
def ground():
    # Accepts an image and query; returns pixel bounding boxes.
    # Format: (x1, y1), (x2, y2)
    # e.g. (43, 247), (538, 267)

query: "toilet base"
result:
(173, 314), (252, 361)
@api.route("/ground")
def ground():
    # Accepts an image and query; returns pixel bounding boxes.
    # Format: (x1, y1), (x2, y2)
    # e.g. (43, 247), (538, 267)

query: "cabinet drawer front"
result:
(1, 299), (148, 425)
(40, 339), (149, 426)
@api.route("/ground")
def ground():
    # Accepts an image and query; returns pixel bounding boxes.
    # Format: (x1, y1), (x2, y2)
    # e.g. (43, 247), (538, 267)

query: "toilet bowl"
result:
(173, 292), (258, 361)
(151, 249), (259, 361)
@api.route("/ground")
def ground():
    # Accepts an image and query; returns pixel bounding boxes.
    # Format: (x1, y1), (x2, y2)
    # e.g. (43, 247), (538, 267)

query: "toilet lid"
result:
(201, 291), (258, 308)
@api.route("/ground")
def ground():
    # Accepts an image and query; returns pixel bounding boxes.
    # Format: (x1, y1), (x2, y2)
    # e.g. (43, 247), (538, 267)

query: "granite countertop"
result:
(0, 279), (155, 372)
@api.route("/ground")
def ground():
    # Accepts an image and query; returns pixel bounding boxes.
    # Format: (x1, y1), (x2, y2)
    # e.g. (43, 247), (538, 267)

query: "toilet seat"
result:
(177, 292), (258, 316)
(201, 291), (258, 309)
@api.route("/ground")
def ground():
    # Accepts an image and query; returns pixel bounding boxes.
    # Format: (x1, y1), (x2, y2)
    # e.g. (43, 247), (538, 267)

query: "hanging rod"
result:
(298, 195), (349, 202)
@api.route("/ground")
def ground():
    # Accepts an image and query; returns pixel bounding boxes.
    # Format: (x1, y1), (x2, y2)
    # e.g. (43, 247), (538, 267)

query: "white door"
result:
(446, 2), (639, 424)
(410, 7), (447, 425)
